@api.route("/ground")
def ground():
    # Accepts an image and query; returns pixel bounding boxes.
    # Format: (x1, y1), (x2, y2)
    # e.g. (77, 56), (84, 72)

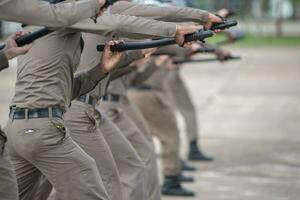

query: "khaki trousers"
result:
(165, 70), (199, 141)
(5, 117), (109, 200)
(127, 89), (181, 176)
(0, 131), (19, 200)
(64, 100), (123, 200)
(98, 96), (161, 200)
(96, 106), (146, 200)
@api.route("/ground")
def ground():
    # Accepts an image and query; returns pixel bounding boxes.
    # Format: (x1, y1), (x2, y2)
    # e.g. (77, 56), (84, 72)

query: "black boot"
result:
(178, 173), (194, 182)
(161, 175), (195, 197)
(180, 159), (196, 172)
(188, 140), (214, 161)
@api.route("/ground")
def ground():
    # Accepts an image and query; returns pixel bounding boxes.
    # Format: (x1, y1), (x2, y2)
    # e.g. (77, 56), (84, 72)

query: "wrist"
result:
(3, 49), (14, 60)
(101, 65), (109, 74)
(175, 25), (182, 36)
(100, 62), (108, 73)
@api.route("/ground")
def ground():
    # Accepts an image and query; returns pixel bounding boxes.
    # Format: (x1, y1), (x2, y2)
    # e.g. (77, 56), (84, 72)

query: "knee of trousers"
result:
(124, 155), (146, 180)
(140, 145), (157, 167)
(78, 154), (98, 171)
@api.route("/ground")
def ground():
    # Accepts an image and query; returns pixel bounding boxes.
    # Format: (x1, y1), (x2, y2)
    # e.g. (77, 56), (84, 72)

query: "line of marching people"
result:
(0, 0), (240, 199)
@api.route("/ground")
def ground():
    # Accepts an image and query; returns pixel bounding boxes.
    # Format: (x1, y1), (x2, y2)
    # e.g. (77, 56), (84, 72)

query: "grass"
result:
(206, 34), (300, 47)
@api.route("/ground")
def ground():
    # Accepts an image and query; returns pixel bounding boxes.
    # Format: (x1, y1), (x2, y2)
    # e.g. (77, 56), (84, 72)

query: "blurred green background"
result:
(199, 0), (300, 46)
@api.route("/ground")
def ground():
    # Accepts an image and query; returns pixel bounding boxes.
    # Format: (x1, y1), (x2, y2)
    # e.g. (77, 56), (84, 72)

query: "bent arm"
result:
(0, 0), (100, 28)
(72, 63), (106, 99)
(111, 1), (208, 25)
(68, 13), (177, 39)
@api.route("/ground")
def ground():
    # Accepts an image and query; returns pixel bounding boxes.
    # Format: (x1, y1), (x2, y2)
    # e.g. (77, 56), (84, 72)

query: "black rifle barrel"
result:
(96, 29), (214, 52)
(174, 55), (241, 64)
(0, 28), (52, 50)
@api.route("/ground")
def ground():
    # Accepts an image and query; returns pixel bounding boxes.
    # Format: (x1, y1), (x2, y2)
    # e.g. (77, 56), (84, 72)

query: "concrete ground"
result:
(1, 47), (300, 200)
(163, 47), (300, 200)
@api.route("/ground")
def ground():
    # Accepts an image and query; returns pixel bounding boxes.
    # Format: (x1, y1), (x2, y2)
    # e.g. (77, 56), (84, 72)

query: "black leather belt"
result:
(9, 106), (63, 120)
(76, 95), (98, 107)
(101, 94), (120, 102)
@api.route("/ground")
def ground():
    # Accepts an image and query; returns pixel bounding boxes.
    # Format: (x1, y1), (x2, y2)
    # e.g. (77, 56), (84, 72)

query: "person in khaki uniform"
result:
(0, 32), (33, 200)
(97, 52), (162, 200)
(4, 14), (127, 199)
(55, 2), (220, 198)
(64, 4), (223, 199)
(127, 55), (194, 196)
(28, 3), (205, 199)
(156, 44), (213, 162)
(39, 47), (145, 200)
(0, 0), (102, 27)
(64, 36), (148, 200)
(164, 44), (216, 162)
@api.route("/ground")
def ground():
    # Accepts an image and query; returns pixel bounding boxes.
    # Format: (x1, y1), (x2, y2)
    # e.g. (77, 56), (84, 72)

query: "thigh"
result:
(98, 112), (140, 162)
(0, 138), (19, 200)
(121, 97), (153, 143)
(7, 118), (108, 200)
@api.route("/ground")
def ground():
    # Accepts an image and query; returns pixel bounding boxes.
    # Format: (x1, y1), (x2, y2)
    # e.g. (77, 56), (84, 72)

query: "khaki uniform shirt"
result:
(0, 0), (100, 27)
(74, 2), (209, 97)
(129, 45), (190, 90)
(77, 33), (144, 98)
(0, 51), (8, 71)
(11, 30), (105, 112)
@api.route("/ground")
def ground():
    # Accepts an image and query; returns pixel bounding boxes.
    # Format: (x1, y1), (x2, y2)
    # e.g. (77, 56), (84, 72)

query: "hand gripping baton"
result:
(96, 29), (214, 52)
(0, 28), (52, 50)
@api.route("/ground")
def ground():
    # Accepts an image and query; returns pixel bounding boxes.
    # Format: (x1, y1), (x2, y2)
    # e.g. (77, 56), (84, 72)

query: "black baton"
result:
(96, 29), (214, 52)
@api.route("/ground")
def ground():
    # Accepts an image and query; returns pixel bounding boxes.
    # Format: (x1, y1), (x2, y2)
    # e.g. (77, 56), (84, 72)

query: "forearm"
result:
(131, 58), (157, 86)
(72, 64), (107, 99)
(109, 50), (144, 80)
(116, 50), (144, 69)
(0, 51), (9, 72)
(111, 1), (209, 25)
(110, 65), (138, 81)
(0, 0), (100, 28)
(68, 13), (177, 39)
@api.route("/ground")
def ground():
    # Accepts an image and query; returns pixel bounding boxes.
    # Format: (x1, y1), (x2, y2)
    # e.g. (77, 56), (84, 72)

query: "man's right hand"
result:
(204, 13), (224, 31)
(101, 40), (124, 73)
(175, 25), (198, 47)
(3, 31), (33, 60)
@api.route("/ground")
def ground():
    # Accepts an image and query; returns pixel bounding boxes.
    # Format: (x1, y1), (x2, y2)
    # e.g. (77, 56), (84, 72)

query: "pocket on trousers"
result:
(105, 108), (121, 122)
(85, 109), (101, 132)
(50, 118), (67, 145)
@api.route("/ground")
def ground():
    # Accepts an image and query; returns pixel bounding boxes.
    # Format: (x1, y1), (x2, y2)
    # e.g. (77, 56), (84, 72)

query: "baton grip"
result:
(0, 28), (52, 50)
(210, 19), (238, 31)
